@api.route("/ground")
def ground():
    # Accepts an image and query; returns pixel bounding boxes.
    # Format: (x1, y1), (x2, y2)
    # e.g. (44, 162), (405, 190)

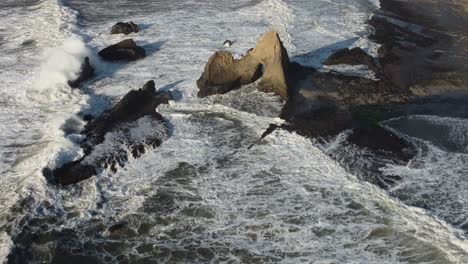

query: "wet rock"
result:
(53, 159), (96, 186)
(111, 21), (139, 35)
(196, 51), (262, 97)
(68, 57), (95, 88)
(98, 39), (146, 61)
(52, 80), (172, 185)
(324, 47), (379, 73)
(197, 30), (290, 99)
(84, 80), (172, 148)
(348, 125), (411, 160)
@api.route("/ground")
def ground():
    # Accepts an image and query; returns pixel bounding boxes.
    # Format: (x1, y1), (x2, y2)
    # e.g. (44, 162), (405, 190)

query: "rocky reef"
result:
(98, 39), (146, 61)
(196, 8), (468, 187)
(111, 21), (140, 35)
(53, 81), (172, 185)
(67, 57), (95, 88)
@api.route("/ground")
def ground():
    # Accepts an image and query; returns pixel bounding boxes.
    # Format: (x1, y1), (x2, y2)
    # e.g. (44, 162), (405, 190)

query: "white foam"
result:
(380, 116), (468, 231)
(35, 36), (91, 91)
(0, 0), (90, 249)
(0, 232), (13, 264)
(1, 0), (467, 262)
(239, 0), (296, 52)
(69, 102), (468, 262)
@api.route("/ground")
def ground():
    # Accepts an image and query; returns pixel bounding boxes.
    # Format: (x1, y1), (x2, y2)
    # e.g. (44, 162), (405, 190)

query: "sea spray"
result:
(35, 35), (91, 92)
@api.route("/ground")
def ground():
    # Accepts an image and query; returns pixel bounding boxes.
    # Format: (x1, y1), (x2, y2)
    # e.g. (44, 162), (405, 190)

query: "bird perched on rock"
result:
(223, 40), (233, 47)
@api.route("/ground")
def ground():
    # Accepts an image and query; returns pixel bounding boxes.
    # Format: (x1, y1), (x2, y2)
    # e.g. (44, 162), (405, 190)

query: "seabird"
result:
(223, 40), (233, 47)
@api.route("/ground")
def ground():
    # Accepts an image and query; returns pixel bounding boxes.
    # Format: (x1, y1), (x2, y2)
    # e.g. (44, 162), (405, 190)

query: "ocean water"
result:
(0, 0), (467, 263)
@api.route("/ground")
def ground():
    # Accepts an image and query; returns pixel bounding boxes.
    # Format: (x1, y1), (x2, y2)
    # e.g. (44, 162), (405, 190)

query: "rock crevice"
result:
(53, 80), (172, 185)
(197, 31), (290, 99)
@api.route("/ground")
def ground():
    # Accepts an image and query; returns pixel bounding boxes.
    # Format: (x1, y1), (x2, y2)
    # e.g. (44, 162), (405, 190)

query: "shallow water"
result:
(1, 0), (467, 263)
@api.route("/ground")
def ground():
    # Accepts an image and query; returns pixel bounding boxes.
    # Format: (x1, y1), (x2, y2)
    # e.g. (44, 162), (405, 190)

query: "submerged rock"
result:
(68, 57), (95, 88)
(98, 39), (145, 61)
(53, 80), (172, 185)
(111, 21), (139, 35)
(54, 159), (96, 185)
(324, 47), (379, 73)
(197, 30), (290, 99)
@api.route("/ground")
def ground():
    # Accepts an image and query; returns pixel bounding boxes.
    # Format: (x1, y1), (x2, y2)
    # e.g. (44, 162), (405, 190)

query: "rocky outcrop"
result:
(83, 80), (172, 151)
(249, 31), (290, 99)
(197, 31), (290, 99)
(196, 51), (262, 97)
(98, 39), (146, 61)
(53, 80), (172, 185)
(324, 47), (379, 73)
(53, 159), (96, 186)
(68, 57), (95, 88)
(111, 22), (140, 35)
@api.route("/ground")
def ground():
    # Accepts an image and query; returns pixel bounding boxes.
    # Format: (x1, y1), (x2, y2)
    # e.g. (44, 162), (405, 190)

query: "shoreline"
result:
(374, 0), (468, 97)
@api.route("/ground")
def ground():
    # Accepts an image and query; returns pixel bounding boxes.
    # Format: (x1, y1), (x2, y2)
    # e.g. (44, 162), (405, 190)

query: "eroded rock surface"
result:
(98, 39), (146, 61)
(111, 22), (140, 35)
(68, 57), (95, 88)
(197, 31), (290, 99)
(53, 80), (172, 185)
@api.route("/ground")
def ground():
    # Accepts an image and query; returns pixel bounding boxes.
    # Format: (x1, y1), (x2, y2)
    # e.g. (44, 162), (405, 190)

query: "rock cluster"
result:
(98, 39), (146, 61)
(111, 21), (140, 35)
(54, 81), (172, 185)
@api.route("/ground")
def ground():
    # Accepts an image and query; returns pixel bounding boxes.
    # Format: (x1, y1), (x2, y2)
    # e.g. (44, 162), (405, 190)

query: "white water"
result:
(1, 0), (467, 263)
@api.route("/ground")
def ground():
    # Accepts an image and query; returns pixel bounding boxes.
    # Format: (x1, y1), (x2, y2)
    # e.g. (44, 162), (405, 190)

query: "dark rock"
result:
(82, 114), (93, 122)
(324, 47), (379, 73)
(348, 125), (411, 160)
(52, 80), (172, 185)
(98, 39), (145, 61)
(68, 57), (95, 88)
(111, 21), (139, 35)
(53, 159), (96, 185)
(84, 80), (172, 148)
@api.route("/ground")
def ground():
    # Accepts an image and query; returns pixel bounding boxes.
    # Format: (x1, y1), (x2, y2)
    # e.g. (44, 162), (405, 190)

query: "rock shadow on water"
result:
(291, 37), (360, 68)
(140, 40), (166, 57)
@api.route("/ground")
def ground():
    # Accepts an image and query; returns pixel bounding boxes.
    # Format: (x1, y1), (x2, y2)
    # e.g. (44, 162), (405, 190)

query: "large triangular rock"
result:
(196, 31), (290, 99)
(196, 51), (262, 97)
(249, 31), (290, 99)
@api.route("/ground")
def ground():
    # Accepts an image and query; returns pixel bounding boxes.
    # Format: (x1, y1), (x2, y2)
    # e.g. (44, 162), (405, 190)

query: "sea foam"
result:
(35, 36), (91, 91)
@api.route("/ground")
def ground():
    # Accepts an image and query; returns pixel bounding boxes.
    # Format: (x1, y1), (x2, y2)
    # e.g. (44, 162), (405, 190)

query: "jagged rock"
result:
(111, 22), (139, 35)
(98, 39), (145, 61)
(68, 57), (95, 88)
(84, 80), (172, 151)
(53, 159), (96, 185)
(249, 31), (290, 99)
(197, 31), (290, 99)
(53, 80), (172, 185)
(324, 47), (379, 73)
(196, 51), (262, 97)
(348, 125), (411, 158)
